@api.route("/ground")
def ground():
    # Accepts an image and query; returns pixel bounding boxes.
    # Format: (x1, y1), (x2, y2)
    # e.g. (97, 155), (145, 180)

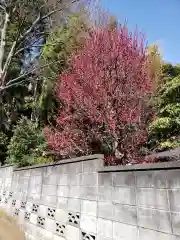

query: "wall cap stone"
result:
(13, 154), (104, 171)
(0, 164), (15, 169)
(99, 160), (180, 172)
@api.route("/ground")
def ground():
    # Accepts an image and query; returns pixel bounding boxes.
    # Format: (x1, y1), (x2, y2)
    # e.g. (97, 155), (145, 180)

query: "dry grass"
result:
(0, 209), (25, 240)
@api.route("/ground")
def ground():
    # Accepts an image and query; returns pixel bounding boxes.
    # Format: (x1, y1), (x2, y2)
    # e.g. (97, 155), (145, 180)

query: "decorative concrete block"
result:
(137, 188), (169, 210)
(137, 207), (172, 234)
(25, 212), (31, 221)
(55, 222), (66, 237)
(81, 173), (98, 186)
(81, 187), (98, 201)
(81, 200), (97, 217)
(113, 203), (137, 225)
(47, 207), (56, 219)
(68, 211), (80, 226)
(37, 216), (45, 228)
(113, 221), (138, 240)
(112, 187), (136, 205)
(97, 218), (113, 238)
(66, 224), (80, 240)
(57, 186), (69, 198)
(55, 208), (68, 223)
(82, 231), (96, 240)
(68, 198), (81, 212)
(136, 171), (167, 189)
(57, 174), (69, 186)
(32, 203), (39, 213)
(42, 185), (57, 196)
(112, 172), (135, 187)
(69, 186), (81, 199)
(169, 189), (180, 212)
(80, 214), (97, 234)
(171, 212), (180, 236)
(30, 213), (38, 225)
(97, 201), (114, 220)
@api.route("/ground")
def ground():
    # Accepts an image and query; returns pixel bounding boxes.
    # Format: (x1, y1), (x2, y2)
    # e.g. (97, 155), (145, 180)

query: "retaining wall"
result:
(0, 155), (180, 240)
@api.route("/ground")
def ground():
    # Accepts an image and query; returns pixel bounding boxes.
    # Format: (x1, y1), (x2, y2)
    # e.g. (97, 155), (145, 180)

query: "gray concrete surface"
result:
(0, 155), (180, 240)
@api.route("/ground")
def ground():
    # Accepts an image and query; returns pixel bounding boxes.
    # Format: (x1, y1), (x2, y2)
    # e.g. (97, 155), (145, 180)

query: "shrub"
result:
(6, 117), (47, 167)
(45, 26), (156, 164)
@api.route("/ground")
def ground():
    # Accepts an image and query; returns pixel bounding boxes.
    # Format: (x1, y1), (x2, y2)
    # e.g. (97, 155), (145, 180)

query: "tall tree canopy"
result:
(0, 0), (92, 164)
(45, 25), (157, 164)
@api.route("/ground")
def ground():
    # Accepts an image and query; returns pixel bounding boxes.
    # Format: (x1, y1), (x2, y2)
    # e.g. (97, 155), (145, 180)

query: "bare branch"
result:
(41, 0), (78, 20)
(18, 13), (41, 42)
(18, 0), (79, 43)
(0, 0), (81, 92)
(0, 61), (57, 92)
(0, 11), (9, 78)
(5, 60), (57, 86)
(0, 79), (27, 91)
(0, 4), (6, 11)
(1, 40), (17, 85)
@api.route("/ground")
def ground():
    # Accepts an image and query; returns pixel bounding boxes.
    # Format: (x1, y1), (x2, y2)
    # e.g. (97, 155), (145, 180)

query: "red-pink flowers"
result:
(45, 26), (155, 164)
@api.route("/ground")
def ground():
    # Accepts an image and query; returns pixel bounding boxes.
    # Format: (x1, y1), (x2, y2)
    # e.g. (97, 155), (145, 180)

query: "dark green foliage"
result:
(36, 12), (90, 126)
(148, 63), (180, 151)
(162, 63), (180, 78)
(6, 117), (49, 167)
(0, 132), (9, 164)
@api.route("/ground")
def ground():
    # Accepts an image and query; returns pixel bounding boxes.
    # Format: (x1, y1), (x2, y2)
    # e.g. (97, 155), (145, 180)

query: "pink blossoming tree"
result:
(44, 25), (156, 164)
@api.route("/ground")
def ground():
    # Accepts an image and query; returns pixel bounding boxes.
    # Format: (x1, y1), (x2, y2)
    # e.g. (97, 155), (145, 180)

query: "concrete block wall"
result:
(0, 155), (180, 240)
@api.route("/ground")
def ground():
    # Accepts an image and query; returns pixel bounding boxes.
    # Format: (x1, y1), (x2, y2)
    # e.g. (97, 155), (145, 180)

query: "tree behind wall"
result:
(148, 63), (180, 152)
(36, 11), (91, 126)
(0, 0), (91, 164)
(45, 25), (157, 164)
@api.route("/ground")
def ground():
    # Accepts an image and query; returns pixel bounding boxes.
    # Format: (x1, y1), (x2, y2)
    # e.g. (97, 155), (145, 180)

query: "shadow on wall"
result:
(0, 209), (24, 240)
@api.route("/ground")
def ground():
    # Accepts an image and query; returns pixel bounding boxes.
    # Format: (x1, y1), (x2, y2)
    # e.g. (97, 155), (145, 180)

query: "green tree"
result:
(35, 12), (91, 125)
(0, 0), (88, 165)
(148, 63), (180, 151)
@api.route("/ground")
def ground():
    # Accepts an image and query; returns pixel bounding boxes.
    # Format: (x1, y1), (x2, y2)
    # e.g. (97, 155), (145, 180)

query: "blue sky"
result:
(101, 0), (180, 64)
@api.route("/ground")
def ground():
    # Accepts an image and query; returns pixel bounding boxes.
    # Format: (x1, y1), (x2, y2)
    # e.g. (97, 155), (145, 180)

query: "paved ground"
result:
(0, 210), (24, 240)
